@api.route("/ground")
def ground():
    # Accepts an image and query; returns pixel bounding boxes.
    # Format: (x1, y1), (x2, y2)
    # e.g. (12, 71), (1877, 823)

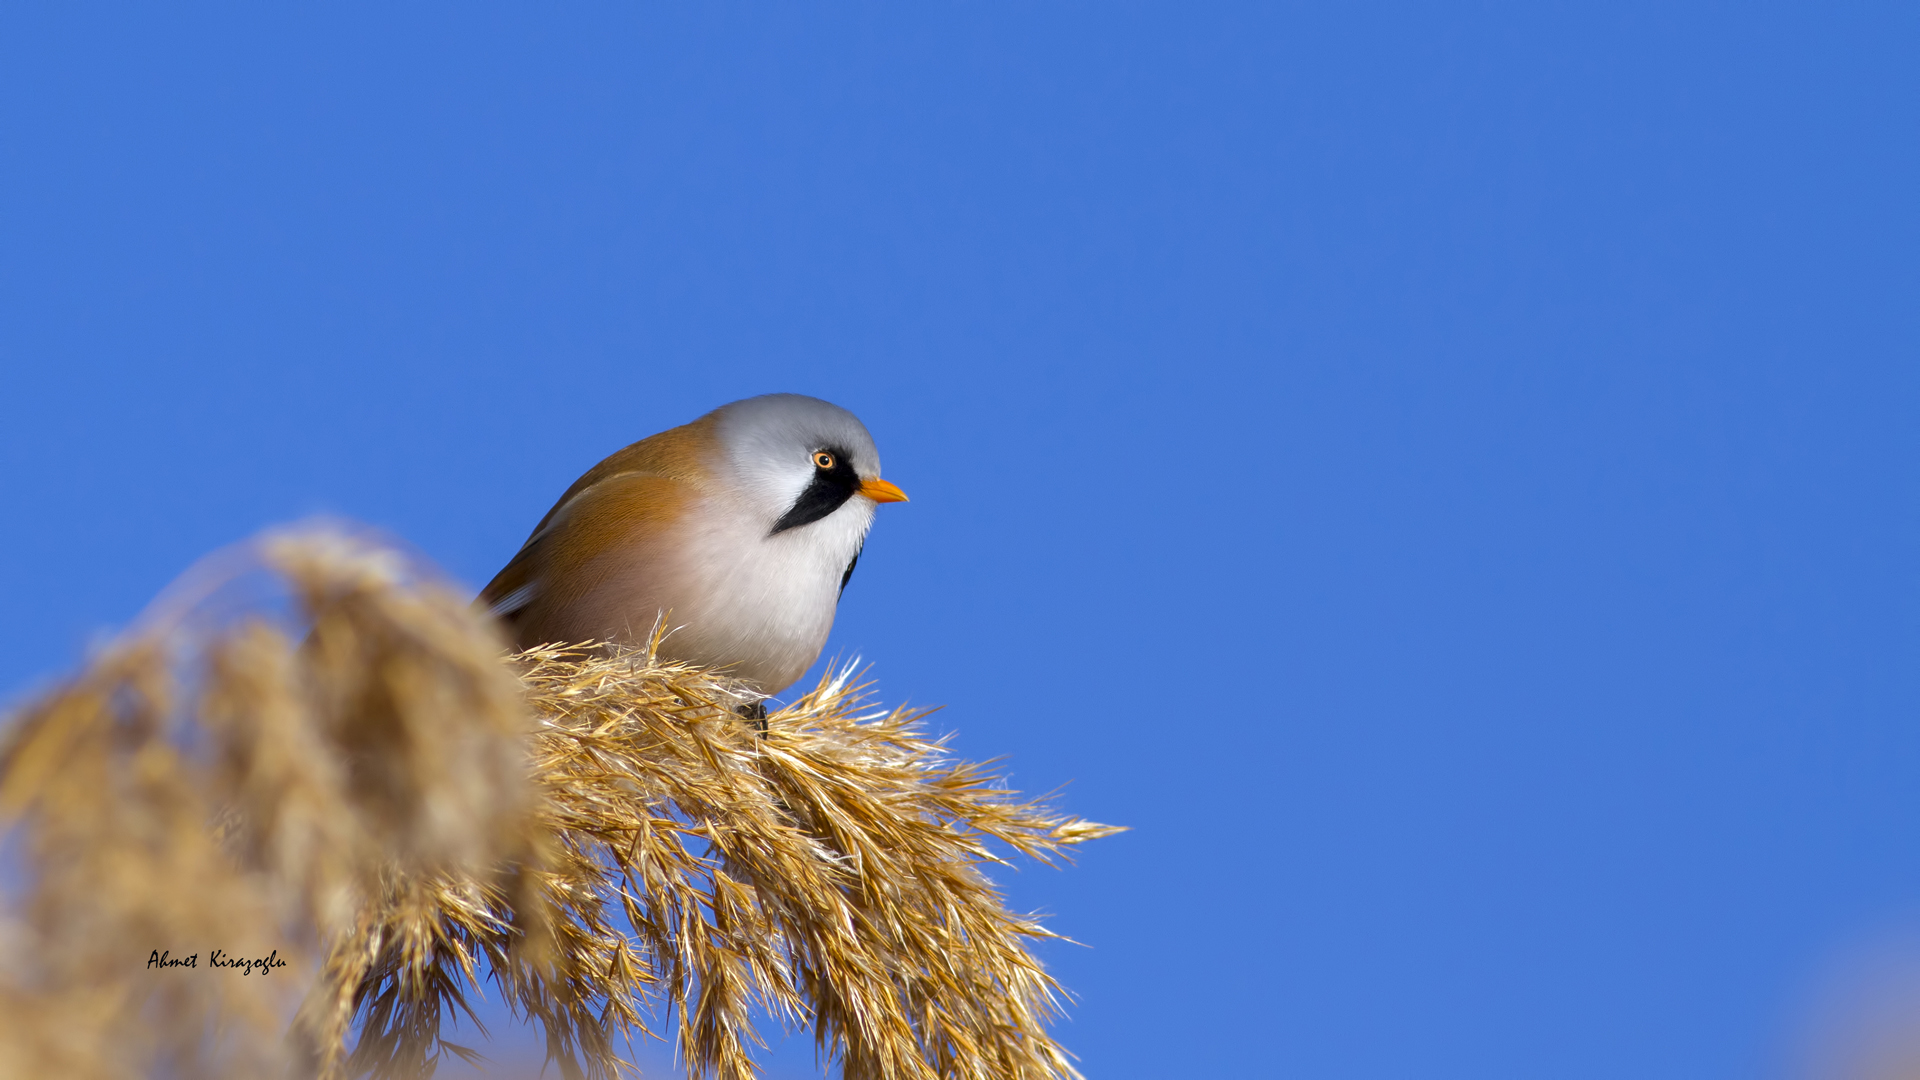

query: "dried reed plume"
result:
(0, 526), (1119, 1080)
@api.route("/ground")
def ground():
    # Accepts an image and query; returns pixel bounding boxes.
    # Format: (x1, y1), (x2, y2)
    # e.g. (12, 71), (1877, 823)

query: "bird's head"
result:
(711, 394), (909, 537)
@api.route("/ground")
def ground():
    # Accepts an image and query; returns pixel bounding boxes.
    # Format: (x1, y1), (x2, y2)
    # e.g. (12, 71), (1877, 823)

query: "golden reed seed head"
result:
(0, 525), (1119, 1080)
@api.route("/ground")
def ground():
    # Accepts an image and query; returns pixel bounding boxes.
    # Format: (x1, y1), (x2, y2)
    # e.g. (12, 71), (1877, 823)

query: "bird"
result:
(478, 394), (908, 700)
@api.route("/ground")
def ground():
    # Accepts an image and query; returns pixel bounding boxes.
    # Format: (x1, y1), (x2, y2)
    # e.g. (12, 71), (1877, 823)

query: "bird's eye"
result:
(812, 451), (836, 470)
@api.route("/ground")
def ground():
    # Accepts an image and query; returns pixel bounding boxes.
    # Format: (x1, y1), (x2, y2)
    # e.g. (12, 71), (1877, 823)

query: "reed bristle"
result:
(0, 525), (1120, 1079)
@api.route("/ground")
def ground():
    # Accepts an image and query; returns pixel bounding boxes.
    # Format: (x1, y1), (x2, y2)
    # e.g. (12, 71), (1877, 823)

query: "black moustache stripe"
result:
(769, 449), (861, 536)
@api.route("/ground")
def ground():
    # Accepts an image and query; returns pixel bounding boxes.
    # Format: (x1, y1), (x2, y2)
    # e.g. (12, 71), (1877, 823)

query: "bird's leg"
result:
(731, 698), (804, 824)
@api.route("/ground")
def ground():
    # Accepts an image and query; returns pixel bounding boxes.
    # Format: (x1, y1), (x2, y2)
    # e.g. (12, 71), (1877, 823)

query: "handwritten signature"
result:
(147, 949), (288, 976)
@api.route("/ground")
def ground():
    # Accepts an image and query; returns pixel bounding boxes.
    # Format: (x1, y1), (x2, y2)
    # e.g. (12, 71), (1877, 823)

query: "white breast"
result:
(650, 490), (875, 694)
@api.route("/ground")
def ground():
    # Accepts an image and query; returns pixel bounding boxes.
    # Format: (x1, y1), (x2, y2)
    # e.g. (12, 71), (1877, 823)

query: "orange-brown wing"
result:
(478, 471), (698, 647)
(515, 413), (720, 548)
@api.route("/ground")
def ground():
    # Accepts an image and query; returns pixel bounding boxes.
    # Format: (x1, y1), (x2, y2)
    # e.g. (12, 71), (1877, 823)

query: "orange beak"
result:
(858, 477), (910, 504)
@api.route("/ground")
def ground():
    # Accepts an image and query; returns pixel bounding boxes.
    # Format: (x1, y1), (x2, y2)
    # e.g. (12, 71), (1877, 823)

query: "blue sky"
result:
(1, 4), (1915, 1078)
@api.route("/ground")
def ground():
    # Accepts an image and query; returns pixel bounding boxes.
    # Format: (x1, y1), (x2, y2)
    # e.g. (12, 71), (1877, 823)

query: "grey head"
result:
(711, 394), (887, 535)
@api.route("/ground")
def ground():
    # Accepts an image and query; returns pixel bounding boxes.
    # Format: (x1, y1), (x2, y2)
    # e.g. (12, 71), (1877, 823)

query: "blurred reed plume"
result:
(0, 526), (1119, 1080)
